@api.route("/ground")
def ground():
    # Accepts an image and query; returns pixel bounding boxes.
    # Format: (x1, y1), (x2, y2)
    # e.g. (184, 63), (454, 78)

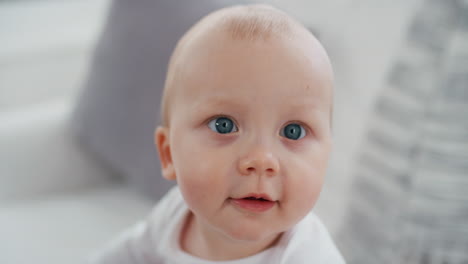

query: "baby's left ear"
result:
(154, 126), (176, 181)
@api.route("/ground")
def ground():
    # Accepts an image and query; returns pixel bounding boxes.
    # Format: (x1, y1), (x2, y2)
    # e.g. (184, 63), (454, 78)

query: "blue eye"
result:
(281, 123), (306, 140)
(208, 117), (238, 134)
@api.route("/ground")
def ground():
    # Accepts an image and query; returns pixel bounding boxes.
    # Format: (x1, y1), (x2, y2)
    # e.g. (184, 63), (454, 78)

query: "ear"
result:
(155, 126), (176, 181)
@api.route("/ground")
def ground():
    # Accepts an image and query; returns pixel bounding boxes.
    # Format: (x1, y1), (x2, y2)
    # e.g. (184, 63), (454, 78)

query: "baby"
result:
(92, 4), (344, 264)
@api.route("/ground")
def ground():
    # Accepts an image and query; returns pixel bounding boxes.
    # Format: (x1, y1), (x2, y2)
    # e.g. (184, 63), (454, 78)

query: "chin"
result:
(221, 223), (280, 243)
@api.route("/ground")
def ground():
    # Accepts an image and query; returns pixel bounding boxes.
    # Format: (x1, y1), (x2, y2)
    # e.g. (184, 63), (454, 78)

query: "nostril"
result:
(245, 167), (276, 174)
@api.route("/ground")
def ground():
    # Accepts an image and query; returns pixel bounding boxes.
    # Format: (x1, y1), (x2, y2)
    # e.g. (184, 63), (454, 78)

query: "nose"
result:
(238, 146), (280, 177)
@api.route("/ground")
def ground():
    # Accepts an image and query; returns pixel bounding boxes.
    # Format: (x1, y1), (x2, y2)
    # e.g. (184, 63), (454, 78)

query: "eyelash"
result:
(205, 114), (239, 127)
(205, 116), (312, 139)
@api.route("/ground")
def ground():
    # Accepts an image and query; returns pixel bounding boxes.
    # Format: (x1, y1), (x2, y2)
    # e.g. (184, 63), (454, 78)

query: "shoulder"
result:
(148, 185), (185, 222)
(89, 186), (186, 264)
(145, 186), (187, 249)
(277, 212), (346, 264)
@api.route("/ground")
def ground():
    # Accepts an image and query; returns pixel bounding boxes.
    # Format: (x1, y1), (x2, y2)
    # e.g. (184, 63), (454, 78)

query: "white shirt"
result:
(90, 187), (345, 264)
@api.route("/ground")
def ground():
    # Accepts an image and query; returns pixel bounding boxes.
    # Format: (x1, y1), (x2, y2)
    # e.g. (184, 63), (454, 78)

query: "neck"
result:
(180, 212), (281, 261)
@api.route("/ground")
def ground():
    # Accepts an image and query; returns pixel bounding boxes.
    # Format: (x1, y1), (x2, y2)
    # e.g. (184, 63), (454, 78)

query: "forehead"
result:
(172, 32), (333, 112)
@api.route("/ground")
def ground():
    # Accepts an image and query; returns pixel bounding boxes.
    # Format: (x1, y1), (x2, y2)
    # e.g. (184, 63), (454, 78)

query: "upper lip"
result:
(234, 193), (275, 201)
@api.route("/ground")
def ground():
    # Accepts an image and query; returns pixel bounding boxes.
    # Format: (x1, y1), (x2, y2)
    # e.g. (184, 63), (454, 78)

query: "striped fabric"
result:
(336, 0), (468, 263)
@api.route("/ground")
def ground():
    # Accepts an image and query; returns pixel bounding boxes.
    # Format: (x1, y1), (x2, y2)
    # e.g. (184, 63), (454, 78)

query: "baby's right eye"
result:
(208, 117), (238, 134)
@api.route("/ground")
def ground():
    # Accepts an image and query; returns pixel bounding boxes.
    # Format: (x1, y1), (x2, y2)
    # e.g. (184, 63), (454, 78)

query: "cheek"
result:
(292, 172), (323, 210)
(170, 132), (231, 212)
(282, 152), (328, 221)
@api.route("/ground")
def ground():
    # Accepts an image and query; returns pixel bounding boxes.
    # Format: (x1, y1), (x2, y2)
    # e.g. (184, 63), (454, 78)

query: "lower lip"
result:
(230, 198), (276, 213)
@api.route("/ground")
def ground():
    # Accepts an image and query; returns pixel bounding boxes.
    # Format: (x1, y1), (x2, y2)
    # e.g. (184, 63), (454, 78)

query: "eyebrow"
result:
(288, 100), (324, 111)
(191, 96), (326, 118)
(190, 96), (249, 113)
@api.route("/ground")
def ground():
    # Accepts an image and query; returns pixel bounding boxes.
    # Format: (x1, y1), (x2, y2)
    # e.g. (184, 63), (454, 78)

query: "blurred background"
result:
(1, 0), (467, 263)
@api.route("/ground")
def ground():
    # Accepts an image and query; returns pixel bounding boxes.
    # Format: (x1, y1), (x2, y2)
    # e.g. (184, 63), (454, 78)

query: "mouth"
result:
(229, 193), (276, 213)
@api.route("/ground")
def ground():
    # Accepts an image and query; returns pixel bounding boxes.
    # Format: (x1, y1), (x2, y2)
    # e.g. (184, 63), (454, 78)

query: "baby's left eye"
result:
(280, 123), (306, 140)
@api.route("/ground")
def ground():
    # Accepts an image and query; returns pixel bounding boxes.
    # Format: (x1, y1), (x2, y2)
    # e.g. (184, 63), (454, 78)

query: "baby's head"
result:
(155, 3), (334, 255)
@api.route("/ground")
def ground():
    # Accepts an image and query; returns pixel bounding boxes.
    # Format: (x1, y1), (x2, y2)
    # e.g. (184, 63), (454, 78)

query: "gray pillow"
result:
(336, 0), (468, 263)
(72, 0), (250, 199)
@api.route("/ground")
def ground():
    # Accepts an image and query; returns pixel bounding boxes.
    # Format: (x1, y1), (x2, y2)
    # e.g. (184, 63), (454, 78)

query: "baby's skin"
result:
(155, 4), (334, 261)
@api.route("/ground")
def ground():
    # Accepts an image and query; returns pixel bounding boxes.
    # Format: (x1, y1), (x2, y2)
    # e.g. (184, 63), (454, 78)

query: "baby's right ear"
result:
(155, 126), (176, 181)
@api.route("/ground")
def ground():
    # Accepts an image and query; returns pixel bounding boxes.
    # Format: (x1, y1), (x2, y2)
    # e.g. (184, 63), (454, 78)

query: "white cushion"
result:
(0, 100), (114, 202)
(0, 184), (154, 264)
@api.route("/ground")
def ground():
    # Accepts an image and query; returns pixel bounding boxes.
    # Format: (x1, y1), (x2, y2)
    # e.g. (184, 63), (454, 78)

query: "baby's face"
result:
(157, 31), (333, 243)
